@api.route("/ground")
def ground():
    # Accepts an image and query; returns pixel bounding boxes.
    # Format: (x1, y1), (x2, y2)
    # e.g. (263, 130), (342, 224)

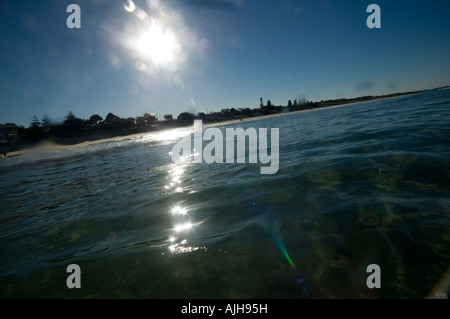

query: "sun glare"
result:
(122, 1), (187, 70)
(136, 21), (179, 66)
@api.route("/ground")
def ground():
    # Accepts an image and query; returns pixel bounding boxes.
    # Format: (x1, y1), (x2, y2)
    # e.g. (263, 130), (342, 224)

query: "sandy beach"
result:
(4, 92), (417, 159)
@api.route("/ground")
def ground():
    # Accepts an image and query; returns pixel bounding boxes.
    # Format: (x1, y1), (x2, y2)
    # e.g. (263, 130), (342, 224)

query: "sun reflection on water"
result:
(169, 242), (202, 254)
(174, 222), (193, 232)
(167, 212), (205, 255)
(164, 163), (186, 193)
(153, 129), (191, 143)
(163, 156), (206, 254)
(137, 127), (191, 145)
(171, 206), (188, 216)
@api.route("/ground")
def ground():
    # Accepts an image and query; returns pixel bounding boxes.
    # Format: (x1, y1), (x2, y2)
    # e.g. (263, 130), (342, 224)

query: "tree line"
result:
(5, 91), (418, 142)
(20, 98), (293, 139)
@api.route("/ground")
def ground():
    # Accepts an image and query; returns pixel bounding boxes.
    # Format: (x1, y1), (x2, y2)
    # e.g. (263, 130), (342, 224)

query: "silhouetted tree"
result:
(143, 113), (156, 125)
(239, 108), (253, 116)
(29, 116), (41, 130)
(177, 112), (195, 125)
(293, 99), (298, 108)
(164, 114), (173, 121)
(288, 100), (294, 112)
(103, 113), (125, 129)
(124, 117), (136, 129)
(105, 113), (120, 124)
(197, 112), (206, 120)
(260, 98), (264, 108)
(63, 112), (83, 131)
(267, 100), (272, 108)
(66, 112), (76, 120)
(41, 115), (52, 132)
(136, 116), (145, 128)
(24, 116), (46, 138)
(88, 114), (103, 126)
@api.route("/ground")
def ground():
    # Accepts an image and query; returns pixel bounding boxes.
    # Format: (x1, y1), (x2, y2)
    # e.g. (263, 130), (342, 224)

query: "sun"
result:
(136, 21), (179, 66)
(122, 1), (185, 70)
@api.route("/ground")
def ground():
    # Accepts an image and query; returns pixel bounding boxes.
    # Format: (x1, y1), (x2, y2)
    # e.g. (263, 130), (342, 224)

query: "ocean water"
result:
(1, 89), (449, 298)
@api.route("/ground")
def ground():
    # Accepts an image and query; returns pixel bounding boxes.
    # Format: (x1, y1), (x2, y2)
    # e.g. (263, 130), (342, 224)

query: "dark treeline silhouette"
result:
(1, 89), (424, 152)
(1, 111), (163, 151)
(18, 111), (162, 140)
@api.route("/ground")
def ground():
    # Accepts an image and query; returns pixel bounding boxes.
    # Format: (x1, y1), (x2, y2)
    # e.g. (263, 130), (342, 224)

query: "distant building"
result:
(0, 124), (18, 143)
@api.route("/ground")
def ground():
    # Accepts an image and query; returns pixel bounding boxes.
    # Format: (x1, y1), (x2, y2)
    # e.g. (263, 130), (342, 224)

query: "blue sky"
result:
(1, 0), (450, 126)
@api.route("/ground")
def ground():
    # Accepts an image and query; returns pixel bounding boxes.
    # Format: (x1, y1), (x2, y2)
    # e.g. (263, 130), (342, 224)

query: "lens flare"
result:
(255, 203), (311, 294)
(270, 223), (296, 269)
(124, 0), (136, 13)
(251, 202), (311, 294)
(255, 203), (296, 269)
(282, 247), (296, 269)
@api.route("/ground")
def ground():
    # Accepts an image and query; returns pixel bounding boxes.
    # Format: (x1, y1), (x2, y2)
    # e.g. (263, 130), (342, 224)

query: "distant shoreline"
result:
(4, 91), (420, 159)
(205, 92), (418, 127)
